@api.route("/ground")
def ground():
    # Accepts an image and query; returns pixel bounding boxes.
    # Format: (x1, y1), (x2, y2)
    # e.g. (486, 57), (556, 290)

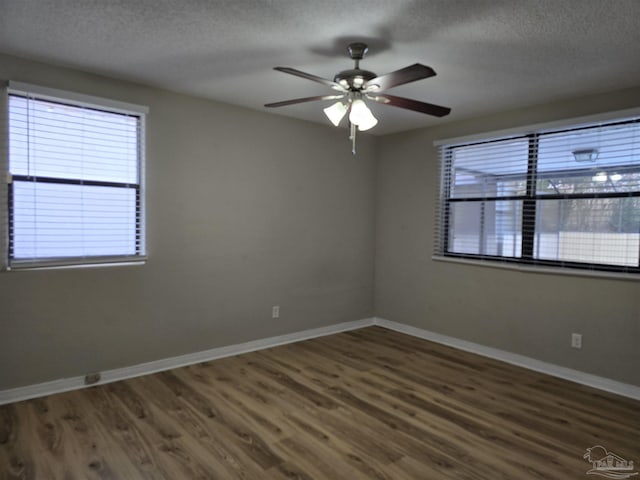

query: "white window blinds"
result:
(435, 114), (640, 274)
(5, 82), (148, 269)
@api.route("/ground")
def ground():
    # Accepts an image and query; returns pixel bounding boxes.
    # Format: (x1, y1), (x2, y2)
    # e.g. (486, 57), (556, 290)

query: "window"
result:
(3, 82), (147, 269)
(436, 114), (640, 275)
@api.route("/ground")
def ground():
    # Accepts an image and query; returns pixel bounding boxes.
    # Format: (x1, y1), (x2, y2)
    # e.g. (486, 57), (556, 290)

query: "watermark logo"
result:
(584, 445), (638, 479)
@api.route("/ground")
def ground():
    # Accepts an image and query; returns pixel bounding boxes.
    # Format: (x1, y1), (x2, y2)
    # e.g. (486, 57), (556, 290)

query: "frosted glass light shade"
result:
(349, 99), (378, 131)
(323, 102), (348, 126)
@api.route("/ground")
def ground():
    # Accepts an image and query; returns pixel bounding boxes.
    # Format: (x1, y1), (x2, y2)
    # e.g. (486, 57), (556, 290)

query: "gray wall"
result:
(2, 51), (639, 392)
(375, 87), (640, 387)
(0, 53), (376, 390)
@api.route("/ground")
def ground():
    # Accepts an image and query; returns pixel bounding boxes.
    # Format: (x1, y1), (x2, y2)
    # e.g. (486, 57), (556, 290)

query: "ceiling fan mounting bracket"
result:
(348, 42), (368, 61)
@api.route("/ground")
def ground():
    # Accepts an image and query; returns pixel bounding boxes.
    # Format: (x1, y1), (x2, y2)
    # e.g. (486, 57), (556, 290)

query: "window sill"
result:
(5, 258), (147, 272)
(431, 255), (640, 282)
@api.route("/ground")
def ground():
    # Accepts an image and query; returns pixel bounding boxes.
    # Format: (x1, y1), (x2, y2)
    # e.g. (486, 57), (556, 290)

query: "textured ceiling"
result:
(1, 0), (639, 135)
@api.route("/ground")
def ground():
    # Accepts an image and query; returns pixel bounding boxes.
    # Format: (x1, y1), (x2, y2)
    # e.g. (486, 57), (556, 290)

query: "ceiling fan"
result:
(265, 42), (451, 154)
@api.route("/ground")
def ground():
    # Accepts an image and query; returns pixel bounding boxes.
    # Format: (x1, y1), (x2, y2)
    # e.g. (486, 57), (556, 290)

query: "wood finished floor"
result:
(1, 326), (639, 479)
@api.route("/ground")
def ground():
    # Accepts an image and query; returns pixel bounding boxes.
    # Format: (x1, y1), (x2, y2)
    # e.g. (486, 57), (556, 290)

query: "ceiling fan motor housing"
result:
(334, 42), (377, 91)
(334, 68), (377, 91)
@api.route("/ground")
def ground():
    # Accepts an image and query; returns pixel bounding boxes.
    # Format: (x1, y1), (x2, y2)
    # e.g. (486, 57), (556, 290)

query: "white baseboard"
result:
(374, 317), (640, 401)
(2, 316), (638, 405)
(0, 318), (375, 405)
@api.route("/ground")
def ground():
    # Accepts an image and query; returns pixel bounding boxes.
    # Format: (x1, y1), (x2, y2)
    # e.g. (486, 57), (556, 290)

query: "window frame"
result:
(2, 81), (148, 270)
(435, 111), (640, 277)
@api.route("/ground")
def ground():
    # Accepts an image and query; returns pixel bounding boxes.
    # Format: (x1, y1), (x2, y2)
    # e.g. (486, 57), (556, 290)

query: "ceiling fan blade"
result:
(364, 63), (436, 92)
(264, 94), (345, 108)
(368, 93), (451, 117)
(274, 67), (345, 91)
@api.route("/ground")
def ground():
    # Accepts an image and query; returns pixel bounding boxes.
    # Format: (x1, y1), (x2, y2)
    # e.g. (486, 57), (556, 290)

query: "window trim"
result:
(433, 107), (640, 148)
(2, 81), (148, 271)
(431, 254), (640, 282)
(7, 81), (149, 116)
(434, 108), (640, 279)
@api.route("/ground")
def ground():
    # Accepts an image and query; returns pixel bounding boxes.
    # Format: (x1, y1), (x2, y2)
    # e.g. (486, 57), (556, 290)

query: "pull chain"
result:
(349, 122), (357, 155)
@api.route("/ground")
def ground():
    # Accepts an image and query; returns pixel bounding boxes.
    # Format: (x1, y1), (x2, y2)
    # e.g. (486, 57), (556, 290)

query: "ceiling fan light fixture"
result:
(265, 42), (451, 153)
(349, 99), (378, 131)
(357, 113), (378, 131)
(573, 148), (598, 162)
(323, 101), (348, 126)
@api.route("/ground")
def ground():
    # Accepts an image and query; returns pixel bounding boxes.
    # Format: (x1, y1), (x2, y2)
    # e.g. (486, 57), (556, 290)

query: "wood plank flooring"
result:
(1, 326), (638, 479)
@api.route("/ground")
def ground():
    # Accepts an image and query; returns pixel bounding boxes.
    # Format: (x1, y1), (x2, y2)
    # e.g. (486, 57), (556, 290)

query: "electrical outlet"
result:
(84, 372), (101, 385)
(571, 333), (582, 349)
(272, 305), (280, 319)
